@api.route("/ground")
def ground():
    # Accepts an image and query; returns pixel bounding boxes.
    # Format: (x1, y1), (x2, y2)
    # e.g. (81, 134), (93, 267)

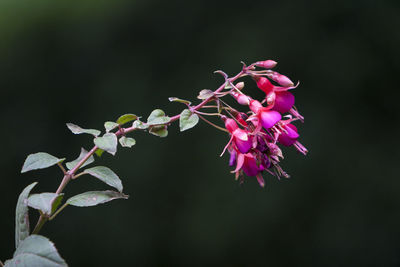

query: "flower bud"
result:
(270, 72), (294, 87)
(256, 60), (277, 69)
(249, 100), (263, 113)
(235, 82), (245, 90)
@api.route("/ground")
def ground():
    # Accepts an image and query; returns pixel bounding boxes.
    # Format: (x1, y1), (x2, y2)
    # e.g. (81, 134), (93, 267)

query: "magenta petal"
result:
(285, 124), (299, 139)
(233, 129), (252, 153)
(234, 138), (252, 154)
(242, 154), (263, 177)
(229, 150), (236, 166)
(273, 92), (295, 113)
(278, 125), (299, 147)
(260, 110), (281, 129)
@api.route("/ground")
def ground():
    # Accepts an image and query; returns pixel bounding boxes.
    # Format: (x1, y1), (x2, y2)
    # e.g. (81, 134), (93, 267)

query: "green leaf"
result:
(65, 148), (95, 170)
(119, 136), (136, 148)
(149, 125), (168, 137)
(21, 152), (65, 173)
(83, 166), (123, 192)
(179, 109), (199, 132)
(133, 120), (148, 129)
(168, 97), (191, 105)
(66, 191), (129, 207)
(197, 89), (214, 99)
(15, 182), (37, 249)
(5, 235), (67, 267)
(27, 193), (64, 216)
(147, 109), (170, 125)
(95, 148), (105, 157)
(117, 114), (138, 125)
(104, 121), (119, 132)
(66, 123), (101, 137)
(94, 133), (118, 156)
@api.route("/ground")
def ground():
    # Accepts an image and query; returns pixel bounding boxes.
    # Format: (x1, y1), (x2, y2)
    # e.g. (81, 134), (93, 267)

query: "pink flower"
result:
(230, 151), (266, 187)
(249, 100), (281, 130)
(255, 60), (277, 69)
(277, 123), (308, 155)
(224, 118), (252, 154)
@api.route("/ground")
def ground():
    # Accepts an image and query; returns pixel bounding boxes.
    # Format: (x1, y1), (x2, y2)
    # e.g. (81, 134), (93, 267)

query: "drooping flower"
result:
(222, 117), (252, 154)
(249, 100), (281, 131)
(277, 122), (308, 155)
(230, 151), (266, 187)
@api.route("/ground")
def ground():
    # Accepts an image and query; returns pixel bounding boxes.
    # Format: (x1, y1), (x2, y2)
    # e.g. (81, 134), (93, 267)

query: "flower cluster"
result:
(221, 60), (307, 187)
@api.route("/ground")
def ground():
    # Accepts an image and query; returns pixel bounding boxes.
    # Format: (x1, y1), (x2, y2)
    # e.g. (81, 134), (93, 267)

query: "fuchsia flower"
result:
(249, 99), (281, 130)
(223, 118), (252, 154)
(219, 59), (307, 187)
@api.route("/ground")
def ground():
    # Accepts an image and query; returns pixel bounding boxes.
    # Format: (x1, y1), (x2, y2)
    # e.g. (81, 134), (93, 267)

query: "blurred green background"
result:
(1, 0), (399, 266)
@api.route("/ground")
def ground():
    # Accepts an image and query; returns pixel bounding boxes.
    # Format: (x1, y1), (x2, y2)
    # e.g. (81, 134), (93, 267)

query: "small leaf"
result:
(179, 109), (199, 132)
(15, 182), (37, 249)
(168, 97), (191, 105)
(94, 133), (118, 156)
(104, 121), (119, 132)
(197, 89), (214, 99)
(6, 235), (67, 267)
(83, 166), (123, 192)
(21, 152), (65, 173)
(95, 148), (105, 157)
(147, 109), (170, 125)
(119, 136), (136, 148)
(27, 193), (64, 216)
(66, 191), (129, 207)
(117, 114), (138, 125)
(65, 148), (95, 170)
(149, 125), (168, 137)
(133, 120), (148, 130)
(66, 123), (101, 137)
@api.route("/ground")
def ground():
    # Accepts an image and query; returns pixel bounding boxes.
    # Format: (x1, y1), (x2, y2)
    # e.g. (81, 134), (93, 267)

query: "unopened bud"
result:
(237, 95), (250, 106)
(235, 82), (245, 90)
(256, 60), (277, 69)
(270, 72), (294, 87)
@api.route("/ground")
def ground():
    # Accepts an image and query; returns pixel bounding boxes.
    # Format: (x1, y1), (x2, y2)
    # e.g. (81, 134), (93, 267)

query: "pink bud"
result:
(237, 95), (250, 105)
(235, 82), (245, 90)
(270, 72), (294, 87)
(256, 60), (277, 69)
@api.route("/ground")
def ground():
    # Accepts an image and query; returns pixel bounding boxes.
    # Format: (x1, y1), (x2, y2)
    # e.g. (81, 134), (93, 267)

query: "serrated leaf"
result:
(179, 109), (199, 132)
(133, 120), (148, 130)
(95, 148), (104, 157)
(149, 125), (168, 137)
(27, 193), (64, 216)
(15, 182), (37, 249)
(21, 153), (65, 173)
(197, 89), (214, 99)
(104, 121), (119, 132)
(147, 109), (170, 125)
(66, 123), (100, 137)
(6, 235), (67, 267)
(117, 114), (138, 125)
(83, 166), (123, 192)
(168, 97), (191, 105)
(65, 148), (95, 170)
(119, 137), (136, 148)
(94, 133), (118, 156)
(66, 191), (128, 207)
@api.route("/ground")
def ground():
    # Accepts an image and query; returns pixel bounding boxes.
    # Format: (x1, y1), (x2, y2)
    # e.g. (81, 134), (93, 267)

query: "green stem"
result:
(197, 114), (229, 133)
(49, 203), (68, 221)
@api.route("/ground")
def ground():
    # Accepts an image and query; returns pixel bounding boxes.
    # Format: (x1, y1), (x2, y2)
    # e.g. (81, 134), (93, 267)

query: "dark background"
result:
(1, 0), (399, 266)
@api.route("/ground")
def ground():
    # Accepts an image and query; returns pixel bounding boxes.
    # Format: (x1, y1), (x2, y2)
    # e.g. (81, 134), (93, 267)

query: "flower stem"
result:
(49, 203), (68, 221)
(197, 114), (229, 133)
(31, 66), (248, 235)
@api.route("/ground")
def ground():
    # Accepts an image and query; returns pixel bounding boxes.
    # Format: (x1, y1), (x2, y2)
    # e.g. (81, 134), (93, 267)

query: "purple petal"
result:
(273, 92), (295, 113)
(260, 110), (281, 129)
(242, 154), (263, 177)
